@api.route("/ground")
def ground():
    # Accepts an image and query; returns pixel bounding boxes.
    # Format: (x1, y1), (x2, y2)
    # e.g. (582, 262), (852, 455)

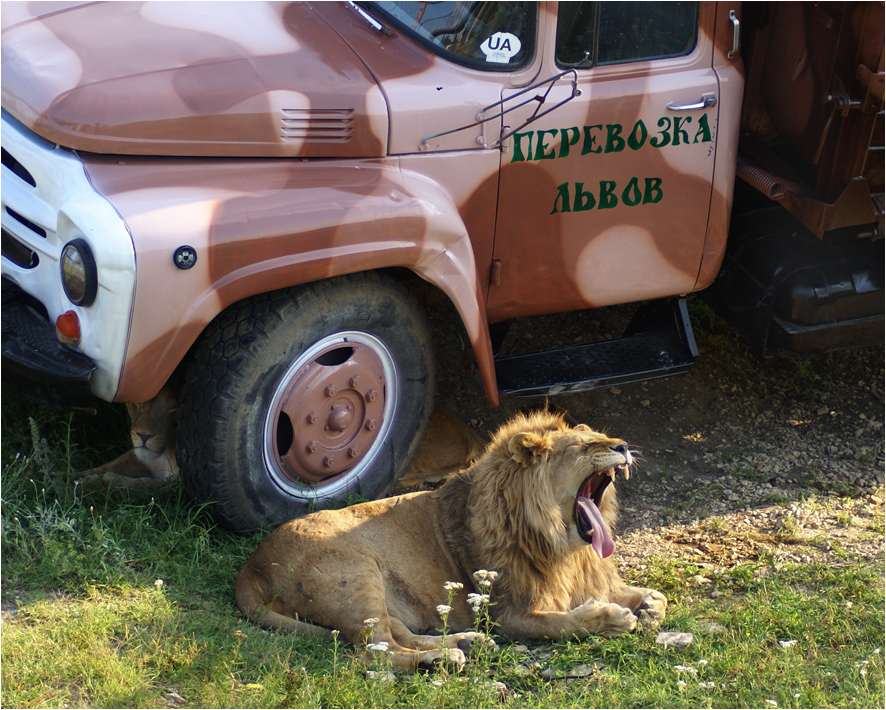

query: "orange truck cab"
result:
(2, 1), (882, 531)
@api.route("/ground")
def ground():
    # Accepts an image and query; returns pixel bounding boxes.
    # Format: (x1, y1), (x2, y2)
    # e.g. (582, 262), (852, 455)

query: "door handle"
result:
(667, 94), (717, 111)
(727, 9), (740, 59)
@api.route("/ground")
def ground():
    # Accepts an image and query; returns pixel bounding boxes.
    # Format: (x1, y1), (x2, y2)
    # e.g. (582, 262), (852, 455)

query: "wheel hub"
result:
(271, 339), (388, 485)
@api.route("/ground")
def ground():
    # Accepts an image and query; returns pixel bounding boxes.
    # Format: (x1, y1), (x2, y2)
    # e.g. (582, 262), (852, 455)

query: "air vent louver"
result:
(281, 109), (354, 143)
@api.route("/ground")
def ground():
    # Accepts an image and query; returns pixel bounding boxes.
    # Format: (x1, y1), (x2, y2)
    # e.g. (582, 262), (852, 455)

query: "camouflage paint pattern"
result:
(0, 1), (744, 404)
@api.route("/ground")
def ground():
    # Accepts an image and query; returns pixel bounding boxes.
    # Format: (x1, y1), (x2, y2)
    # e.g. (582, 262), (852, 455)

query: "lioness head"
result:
(474, 411), (632, 561)
(123, 384), (179, 479)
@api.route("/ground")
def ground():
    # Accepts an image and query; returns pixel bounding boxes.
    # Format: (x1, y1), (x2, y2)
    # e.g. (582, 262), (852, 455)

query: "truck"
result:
(2, 1), (882, 532)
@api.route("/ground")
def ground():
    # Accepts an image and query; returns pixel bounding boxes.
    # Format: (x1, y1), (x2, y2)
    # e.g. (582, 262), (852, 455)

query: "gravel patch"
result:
(423, 298), (885, 569)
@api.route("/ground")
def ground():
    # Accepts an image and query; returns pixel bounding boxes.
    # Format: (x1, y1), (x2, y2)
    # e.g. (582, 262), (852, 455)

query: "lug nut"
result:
(325, 384), (337, 397)
(365, 419), (377, 431)
(323, 455), (335, 467)
(306, 411), (319, 424)
(305, 441), (319, 453)
(349, 375), (360, 388)
(348, 446), (360, 458)
(365, 389), (377, 402)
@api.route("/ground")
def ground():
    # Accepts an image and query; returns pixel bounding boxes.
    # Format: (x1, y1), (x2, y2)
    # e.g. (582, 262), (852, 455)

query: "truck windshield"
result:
(365, 2), (535, 70)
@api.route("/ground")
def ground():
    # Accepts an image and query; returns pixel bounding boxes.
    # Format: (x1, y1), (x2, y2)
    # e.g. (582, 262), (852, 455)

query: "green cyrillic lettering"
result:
(512, 131), (534, 162)
(650, 117), (671, 148)
(535, 129), (559, 160)
(573, 182), (596, 211)
(693, 113), (713, 143)
(581, 125), (604, 155)
(643, 177), (663, 204)
(604, 124), (625, 153)
(622, 177), (643, 206)
(672, 116), (692, 146)
(627, 120), (648, 150)
(551, 182), (571, 214)
(558, 126), (581, 158)
(599, 180), (618, 209)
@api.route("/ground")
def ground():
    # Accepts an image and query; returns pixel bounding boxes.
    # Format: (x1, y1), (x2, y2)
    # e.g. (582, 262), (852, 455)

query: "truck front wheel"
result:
(177, 273), (435, 532)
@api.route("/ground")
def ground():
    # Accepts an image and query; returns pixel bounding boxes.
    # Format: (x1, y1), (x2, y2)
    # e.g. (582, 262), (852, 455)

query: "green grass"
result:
(2, 395), (884, 708)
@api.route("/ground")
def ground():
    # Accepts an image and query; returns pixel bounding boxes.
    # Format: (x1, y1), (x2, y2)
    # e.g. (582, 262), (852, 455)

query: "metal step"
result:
(494, 299), (698, 398)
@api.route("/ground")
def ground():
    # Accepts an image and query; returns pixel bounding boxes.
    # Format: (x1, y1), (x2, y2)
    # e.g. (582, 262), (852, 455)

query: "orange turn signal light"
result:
(56, 310), (81, 343)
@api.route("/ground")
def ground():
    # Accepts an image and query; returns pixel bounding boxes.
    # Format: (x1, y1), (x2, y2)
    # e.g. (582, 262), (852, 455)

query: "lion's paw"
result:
(575, 601), (637, 636)
(414, 646), (466, 671)
(637, 590), (668, 627)
(447, 631), (498, 654)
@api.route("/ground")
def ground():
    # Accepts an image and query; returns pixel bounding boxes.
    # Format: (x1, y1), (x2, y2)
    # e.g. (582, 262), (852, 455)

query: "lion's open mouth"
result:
(574, 462), (630, 559)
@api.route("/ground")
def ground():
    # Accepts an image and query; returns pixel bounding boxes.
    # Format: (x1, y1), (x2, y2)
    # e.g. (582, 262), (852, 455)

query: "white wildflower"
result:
(674, 665), (698, 675)
(697, 658), (708, 665)
(436, 604), (452, 617)
(859, 667), (867, 677)
(363, 618), (380, 628)
(698, 681), (716, 689)
(431, 679), (445, 687)
(444, 581), (464, 591)
(367, 641), (390, 653)
(793, 694), (801, 700)
(467, 592), (490, 611)
(677, 680), (686, 687)
(473, 570), (499, 589)
(764, 700), (777, 707)
(779, 639), (798, 648)
(154, 579), (164, 589)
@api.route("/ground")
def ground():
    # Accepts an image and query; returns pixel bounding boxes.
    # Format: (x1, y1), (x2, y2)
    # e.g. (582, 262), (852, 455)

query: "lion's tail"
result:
(235, 566), (334, 639)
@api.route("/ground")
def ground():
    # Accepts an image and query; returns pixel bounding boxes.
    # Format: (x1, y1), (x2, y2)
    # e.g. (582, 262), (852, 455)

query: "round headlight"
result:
(60, 238), (97, 307)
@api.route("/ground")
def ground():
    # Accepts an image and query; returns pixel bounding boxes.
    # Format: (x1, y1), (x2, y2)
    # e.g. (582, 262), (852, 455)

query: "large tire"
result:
(177, 272), (435, 532)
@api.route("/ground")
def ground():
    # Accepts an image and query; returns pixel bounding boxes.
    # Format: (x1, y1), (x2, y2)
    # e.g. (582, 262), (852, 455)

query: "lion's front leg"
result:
(610, 585), (668, 627)
(498, 601), (637, 640)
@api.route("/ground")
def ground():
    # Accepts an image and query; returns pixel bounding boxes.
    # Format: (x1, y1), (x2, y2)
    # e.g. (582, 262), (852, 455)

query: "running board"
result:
(494, 299), (698, 398)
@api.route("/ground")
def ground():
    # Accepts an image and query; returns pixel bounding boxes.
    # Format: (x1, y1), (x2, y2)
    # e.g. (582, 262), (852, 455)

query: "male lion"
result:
(235, 411), (666, 670)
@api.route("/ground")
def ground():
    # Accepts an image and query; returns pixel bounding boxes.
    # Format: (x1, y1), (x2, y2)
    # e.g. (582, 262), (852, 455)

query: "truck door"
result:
(487, 2), (720, 321)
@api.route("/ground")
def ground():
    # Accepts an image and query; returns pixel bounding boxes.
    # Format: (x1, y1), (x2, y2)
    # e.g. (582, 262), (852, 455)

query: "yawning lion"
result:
(235, 410), (666, 670)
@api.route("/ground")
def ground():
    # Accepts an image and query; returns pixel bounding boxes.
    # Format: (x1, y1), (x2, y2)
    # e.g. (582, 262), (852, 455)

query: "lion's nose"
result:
(611, 444), (629, 456)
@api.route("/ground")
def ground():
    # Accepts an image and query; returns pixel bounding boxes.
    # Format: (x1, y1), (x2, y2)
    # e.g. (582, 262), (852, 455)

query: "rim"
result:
(263, 331), (398, 497)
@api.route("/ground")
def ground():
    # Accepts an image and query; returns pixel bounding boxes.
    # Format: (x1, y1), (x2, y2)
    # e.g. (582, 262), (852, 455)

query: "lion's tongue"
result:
(577, 497), (615, 559)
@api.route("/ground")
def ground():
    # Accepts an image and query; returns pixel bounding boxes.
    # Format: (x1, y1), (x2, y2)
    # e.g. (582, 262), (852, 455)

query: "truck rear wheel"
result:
(177, 272), (435, 532)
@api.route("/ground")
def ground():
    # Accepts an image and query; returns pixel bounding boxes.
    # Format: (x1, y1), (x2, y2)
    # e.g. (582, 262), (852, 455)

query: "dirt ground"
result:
(423, 298), (885, 574)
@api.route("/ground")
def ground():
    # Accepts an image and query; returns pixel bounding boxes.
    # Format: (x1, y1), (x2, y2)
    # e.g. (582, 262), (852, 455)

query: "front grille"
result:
(6, 206), (47, 237)
(1, 228), (39, 268)
(281, 109), (354, 143)
(1, 147), (36, 187)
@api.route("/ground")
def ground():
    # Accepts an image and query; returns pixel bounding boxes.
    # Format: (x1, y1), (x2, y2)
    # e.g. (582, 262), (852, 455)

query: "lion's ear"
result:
(573, 423), (592, 433)
(507, 432), (553, 465)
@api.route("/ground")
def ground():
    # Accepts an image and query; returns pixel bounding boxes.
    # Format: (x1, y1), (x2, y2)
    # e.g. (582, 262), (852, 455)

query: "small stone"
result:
(164, 692), (186, 707)
(698, 621), (726, 634)
(656, 631), (693, 648)
(817, 406), (830, 416)
(568, 663), (598, 678)
(512, 644), (528, 653)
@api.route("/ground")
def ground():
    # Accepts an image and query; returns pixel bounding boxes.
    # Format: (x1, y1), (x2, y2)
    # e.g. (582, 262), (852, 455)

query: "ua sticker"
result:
(480, 32), (521, 64)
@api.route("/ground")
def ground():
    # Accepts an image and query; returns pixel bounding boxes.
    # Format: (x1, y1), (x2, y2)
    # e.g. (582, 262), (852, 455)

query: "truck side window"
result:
(557, 2), (697, 68)
(367, 2), (535, 70)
